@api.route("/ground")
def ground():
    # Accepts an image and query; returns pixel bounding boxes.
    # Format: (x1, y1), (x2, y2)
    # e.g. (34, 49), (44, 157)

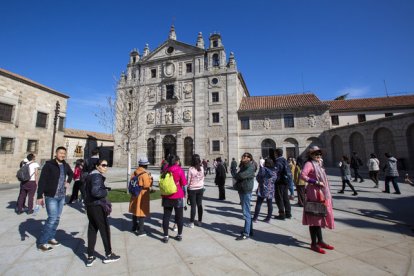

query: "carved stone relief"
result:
(263, 118), (271, 129)
(147, 112), (154, 124)
(164, 62), (175, 77)
(183, 82), (193, 99)
(183, 109), (192, 122)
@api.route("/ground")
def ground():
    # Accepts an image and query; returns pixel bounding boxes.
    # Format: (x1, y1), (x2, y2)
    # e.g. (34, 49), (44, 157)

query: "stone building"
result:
(64, 128), (114, 167)
(0, 68), (68, 183)
(114, 27), (414, 168)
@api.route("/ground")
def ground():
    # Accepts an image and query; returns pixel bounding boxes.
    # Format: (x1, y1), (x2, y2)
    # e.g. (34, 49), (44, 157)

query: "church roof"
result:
(239, 93), (327, 111)
(0, 68), (69, 99)
(64, 128), (114, 142)
(325, 94), (414, 112)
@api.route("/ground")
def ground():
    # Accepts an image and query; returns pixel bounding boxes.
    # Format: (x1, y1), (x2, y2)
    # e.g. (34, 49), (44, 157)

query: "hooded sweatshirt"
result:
(385, 157), (399, 177)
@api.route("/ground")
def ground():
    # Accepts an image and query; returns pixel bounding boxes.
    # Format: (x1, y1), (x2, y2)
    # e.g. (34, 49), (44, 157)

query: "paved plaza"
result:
(0, 168), (413, 275)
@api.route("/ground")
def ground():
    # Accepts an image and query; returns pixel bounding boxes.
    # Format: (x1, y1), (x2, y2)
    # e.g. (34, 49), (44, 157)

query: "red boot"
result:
(318, 242), (334, 250)
(311, 243), (326, 254)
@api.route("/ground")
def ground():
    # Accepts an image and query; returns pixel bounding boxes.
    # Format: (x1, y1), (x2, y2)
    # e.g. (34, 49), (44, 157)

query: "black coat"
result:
(37, 159), (73, 199)
(84, 171), (108, 205)
(215, 163), (227, 185)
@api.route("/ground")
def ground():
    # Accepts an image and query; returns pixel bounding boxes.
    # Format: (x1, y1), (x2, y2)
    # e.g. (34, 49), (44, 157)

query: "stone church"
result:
(114, 26), (330, 166)
(114, 26), (414, 169)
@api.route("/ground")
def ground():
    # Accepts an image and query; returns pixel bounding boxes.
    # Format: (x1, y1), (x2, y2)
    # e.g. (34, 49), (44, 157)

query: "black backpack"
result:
(16, 163), (31, 182)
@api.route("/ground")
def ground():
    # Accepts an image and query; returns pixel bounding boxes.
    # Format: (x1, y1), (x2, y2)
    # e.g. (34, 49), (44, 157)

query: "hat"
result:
(138, 158), (150, 166)
(308, 145), (322, 155)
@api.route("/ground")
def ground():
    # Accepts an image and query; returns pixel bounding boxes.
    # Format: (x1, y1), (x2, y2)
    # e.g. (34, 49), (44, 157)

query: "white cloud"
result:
(336, 86), (371, 99)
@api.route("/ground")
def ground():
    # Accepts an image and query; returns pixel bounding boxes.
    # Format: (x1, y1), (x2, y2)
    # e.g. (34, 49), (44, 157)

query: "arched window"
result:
(147, 138), (155, 165)
(261, 139), (276, 159)
(184, 137), (193, 166)
(331, 135), (343, 165)
(212, 54), (220, 67)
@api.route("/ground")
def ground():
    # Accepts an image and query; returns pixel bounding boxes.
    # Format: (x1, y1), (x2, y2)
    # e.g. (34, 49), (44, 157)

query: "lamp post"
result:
(50, 101), (60, 159)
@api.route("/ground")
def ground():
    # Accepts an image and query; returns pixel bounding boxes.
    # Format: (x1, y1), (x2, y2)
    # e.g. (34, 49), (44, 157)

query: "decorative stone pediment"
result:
(142, 40), (204, 63)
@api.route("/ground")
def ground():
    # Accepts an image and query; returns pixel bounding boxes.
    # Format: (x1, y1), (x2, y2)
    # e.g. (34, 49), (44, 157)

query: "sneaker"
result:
(38, 244), (54, 252)
(235, 234), (249, 241)
(263, 218), (270, 223)
(286, 214), (292, 219)
(185, 222), (194, 228)
(48, 239), (60, 246)
(359, 180), (365, 183)
(136, 231), (147, 237)
(318, 242), (334, 250)
(352, 192), (358, 196)
(194, 221), (202, 227)
(86, 256), (96, 267)
(175, 235), (182, 241)
(373, 185), (379, 188)
(27, 210), (34, 215)
(252, 219), (258, 223)
(103, 253), (121, 264)
(274, 215), (285, 220)
(162, 236), (169, 243)
(338, 190), (344, 194)
(172, 224), (178, 232)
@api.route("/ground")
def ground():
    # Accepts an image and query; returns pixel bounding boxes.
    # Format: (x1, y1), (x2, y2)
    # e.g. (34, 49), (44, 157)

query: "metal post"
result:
(51, 101), (60, 159)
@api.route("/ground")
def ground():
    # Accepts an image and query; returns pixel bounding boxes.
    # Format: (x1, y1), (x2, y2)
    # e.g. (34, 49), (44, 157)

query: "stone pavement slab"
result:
(0, 169), (413, 275)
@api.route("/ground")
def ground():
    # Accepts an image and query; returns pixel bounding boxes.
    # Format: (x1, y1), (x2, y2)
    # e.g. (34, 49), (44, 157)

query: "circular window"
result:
(167, 46), (174, 54)
(212, 78), (219, 85)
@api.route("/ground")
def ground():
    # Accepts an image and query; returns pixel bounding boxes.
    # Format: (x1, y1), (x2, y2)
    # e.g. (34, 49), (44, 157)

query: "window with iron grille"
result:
(58, 117), (65, 131)
(186, 63), (192, 73)
(212, 112), (220, 123)
(212, 92), (219, 103)
(212, 140), (220, 152)
(166, 85), (174, 99)
(0, 103), (13, 122)
(36, 112), (48, 128)
(151, 69), (157, 78)
(212, 54), (219, 67)
(27, 140), (38, 153)
(284, 114), (294, 128)
(357, 114), (366, 123)
(331, 115), (339, 125)
(240, 117), (250, 130)
(0, 137), (14, 153)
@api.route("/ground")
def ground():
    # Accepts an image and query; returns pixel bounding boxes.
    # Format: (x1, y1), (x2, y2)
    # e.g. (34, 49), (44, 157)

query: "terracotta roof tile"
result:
(325, 95), (414, 112)
(0, 68), (69, 99)
(239, 93), (327, 111)
(64, 128), (114, 141)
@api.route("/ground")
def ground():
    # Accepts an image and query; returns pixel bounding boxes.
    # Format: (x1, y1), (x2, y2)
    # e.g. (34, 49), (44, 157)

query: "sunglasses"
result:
(100, 164), (108, 167)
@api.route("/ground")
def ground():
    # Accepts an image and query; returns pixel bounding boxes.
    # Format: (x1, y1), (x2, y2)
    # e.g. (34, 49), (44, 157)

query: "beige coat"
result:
(129, 167), (153, 217)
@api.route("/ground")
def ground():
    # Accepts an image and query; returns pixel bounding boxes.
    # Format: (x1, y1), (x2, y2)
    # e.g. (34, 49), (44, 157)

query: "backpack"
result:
(16, 162), (31, 182)
(159, 172), (177, 196)
(128, 172), (146, 197)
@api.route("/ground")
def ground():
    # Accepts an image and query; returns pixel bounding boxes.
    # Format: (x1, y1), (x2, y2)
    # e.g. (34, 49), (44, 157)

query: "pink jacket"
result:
(187, 167), (205, 190)
(163, 164), (187, 199)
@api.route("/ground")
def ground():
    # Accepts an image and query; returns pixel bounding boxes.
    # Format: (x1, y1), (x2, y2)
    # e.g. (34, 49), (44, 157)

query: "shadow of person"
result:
(7, 201), (18, 210)
(18, 218), (42, 241)
(122, 212), (167, 239)
(204, 205), (244, 220)
(65, 201), (86, 214)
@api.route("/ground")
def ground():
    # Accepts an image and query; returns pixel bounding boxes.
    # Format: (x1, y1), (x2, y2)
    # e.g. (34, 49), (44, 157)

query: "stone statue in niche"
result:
(148, 87), (155, 100)
(308, 115), (316, 128)
(164, 62), (175, 77)
(155, 109), (161, 125)
(165, 110), (173, 124)
(147, 112), (154, 123)
(263, 118), (271, 129)
(183, 83), (193, 99)
(183, 110), (192, 122)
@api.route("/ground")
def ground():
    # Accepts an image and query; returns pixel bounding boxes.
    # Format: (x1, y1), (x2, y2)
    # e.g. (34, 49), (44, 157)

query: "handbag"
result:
(304, 186), (327, 217)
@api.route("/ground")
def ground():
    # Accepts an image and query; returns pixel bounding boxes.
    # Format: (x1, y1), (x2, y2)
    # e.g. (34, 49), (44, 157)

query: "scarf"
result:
(311, 160), (331, 200)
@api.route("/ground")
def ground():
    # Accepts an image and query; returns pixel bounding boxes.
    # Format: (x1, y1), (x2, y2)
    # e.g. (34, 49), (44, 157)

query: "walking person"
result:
(68, 159), (85, 204)
(84, 159), (120, 266)
(368, 153), (380, 188)
(36, 147), (73, 252)
(272, 148), (292, 220)
(383, 153), (401, 194)
(17, 153), (40, 214)
(206, 160), (212, 175)
(223, 158), (229, 174)
(215, 157), (227, 200)
(129, 158), (153, 236)
(230, 158), (238, 177)
(253, 158), (276, 223)
(300, 146), (335, 254)
(338, 156), (358, 196)
(161, 155), (187, 243)
(233, 152), (255, 240)
(186, 154), (205, 228)
(350, 152), (364, 182)
(293, 157), (306, 207)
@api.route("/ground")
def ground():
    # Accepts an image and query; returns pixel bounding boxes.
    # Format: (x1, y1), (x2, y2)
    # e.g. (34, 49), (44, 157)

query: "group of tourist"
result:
(15, 143), (410, 267)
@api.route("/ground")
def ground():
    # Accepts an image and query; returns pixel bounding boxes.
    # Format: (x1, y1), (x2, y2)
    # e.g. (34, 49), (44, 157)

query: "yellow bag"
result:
(159, 172), (177, 195)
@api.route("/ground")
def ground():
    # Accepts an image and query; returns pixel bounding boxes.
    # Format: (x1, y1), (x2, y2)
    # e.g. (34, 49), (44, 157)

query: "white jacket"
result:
(368, 158), (380, 171)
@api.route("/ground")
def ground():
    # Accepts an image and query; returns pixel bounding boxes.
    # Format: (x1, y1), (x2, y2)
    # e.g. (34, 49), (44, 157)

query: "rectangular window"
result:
(385, 113), (393, 117)
(58, 116), (65, 131)
(166, 85), (174, 99)
(240, 117), (250, 130)
(36, 112), (48, 128)
(212, 140), (220, 152)
(27, 140), (38, 153)
(284, 114), (294, 128)
(212, 92), (219, 103)
(151, 69), (157, 78)
(212, 112), (220, 123)
(358, 114), (366, 123)
(0, 137), (14, 153)
(186, 63), (192, 73)
(0, 103), (13, 122)
(331, 115), (339, 126)
(128, 102), (133, 112)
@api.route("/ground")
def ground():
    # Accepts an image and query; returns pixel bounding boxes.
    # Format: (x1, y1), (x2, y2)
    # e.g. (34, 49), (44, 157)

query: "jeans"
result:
(288, 179), (294, 196)
(37, 196), (65, 245)
(253, 196), (273, 221)
(385, 176), (401, 193)
(239, 192), (252, 236)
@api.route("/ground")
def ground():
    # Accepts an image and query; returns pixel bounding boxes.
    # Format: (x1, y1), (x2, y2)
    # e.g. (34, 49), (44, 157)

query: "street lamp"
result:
(50, 101), (60, 159)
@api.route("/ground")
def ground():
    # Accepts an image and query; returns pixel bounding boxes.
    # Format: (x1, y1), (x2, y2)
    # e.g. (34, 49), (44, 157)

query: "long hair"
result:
(167, 155), (180, 166)
(75, 159), (84, 167)
(191, 154), (201, 171)
(239, 152), (253, 168)
(342, 155), (349, 164)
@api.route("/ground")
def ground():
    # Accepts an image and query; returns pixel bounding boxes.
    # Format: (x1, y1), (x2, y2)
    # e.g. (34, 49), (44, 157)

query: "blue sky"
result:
(1, 0), (414, 133)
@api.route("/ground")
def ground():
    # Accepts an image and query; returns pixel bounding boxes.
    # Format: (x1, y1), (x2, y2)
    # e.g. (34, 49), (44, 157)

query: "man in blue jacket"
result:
(36, 146), (73, 252)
